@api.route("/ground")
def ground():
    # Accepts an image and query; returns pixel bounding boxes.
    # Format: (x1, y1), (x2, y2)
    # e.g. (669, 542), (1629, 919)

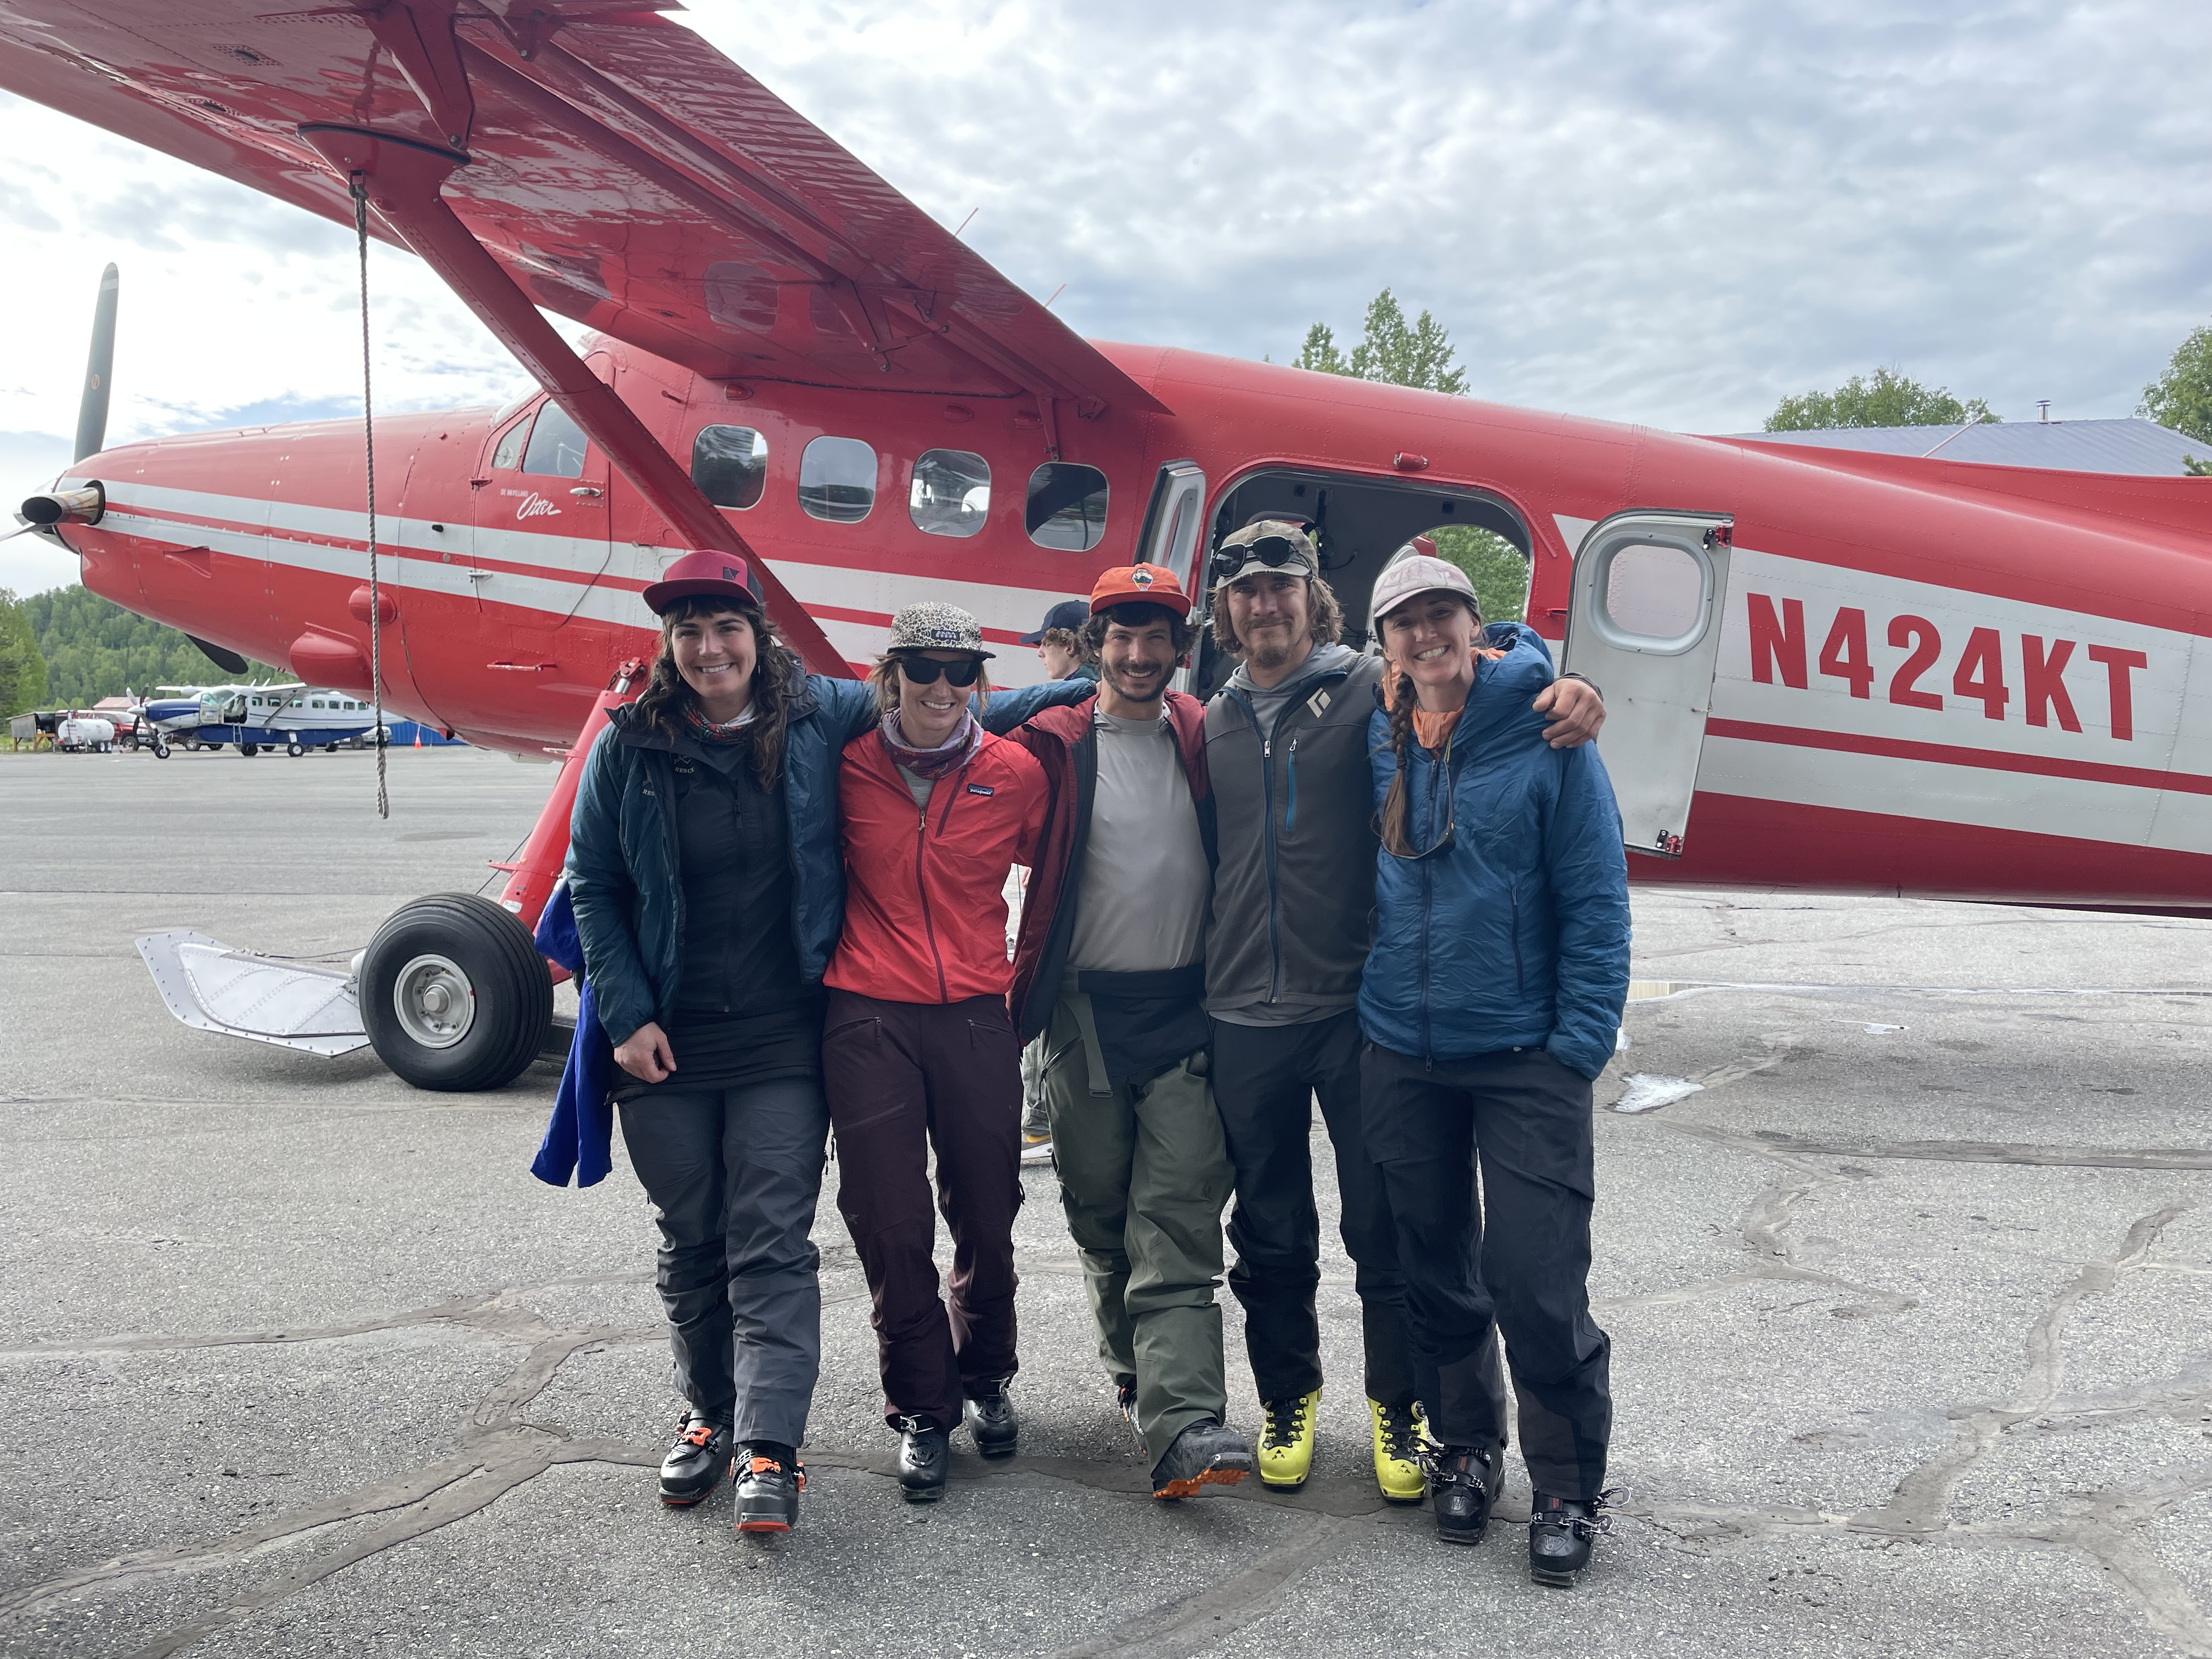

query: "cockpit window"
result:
(1026, 462), (1109, 551)
(799, 435), (877, 523)
(520, 400), (588, 479)
(490, 413), (531, 471)
(910, 449), (990, 538)
(692, 425), (769, 510)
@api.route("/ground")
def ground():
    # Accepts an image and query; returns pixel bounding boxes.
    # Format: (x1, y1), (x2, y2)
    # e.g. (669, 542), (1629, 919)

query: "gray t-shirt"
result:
(1212, 641), (1365, 1028)
(1068, 709), (1209, 974)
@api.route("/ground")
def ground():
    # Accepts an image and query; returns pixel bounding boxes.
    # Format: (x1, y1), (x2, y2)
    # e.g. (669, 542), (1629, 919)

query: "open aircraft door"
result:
(1559, 510), (1733, 858)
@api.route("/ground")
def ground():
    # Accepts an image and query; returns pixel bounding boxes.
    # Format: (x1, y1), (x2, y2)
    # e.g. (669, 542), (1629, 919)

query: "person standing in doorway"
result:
(1202, 521), (1605, 1503)
(1359, 552), (1629, 1584)
(820, 604), (1047, 1504)
(1006, 564), (1256, 1501)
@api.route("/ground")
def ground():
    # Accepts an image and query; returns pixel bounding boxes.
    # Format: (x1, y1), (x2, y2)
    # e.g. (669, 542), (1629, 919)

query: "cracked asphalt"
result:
(4, 746), (2210, 1658)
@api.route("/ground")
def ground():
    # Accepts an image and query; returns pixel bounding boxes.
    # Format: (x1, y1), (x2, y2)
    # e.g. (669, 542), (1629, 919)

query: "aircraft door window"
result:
(1595, 541), (1711, 653)
(490, 414), (530, 472)
(1026, 462), (1110, 551)
(692, 424), (769, 510)
(799, 435), (878, 523)
(520, 400), (588, 479)
(910, 449), (991, 538)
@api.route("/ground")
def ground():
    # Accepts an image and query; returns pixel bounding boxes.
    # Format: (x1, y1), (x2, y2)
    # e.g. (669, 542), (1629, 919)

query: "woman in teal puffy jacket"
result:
(1356, 553), (1629, 1585)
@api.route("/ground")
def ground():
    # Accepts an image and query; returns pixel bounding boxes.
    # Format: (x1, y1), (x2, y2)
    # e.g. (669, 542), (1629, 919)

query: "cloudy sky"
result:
(4, 0), (2209, 595)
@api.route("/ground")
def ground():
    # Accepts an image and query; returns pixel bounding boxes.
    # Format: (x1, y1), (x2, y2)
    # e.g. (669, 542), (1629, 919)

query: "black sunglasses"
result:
(1210, 534), (1309, 582)
(895, 654), (984, 687)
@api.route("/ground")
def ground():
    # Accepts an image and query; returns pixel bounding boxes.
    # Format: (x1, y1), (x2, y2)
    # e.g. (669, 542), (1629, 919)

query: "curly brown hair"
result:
(1209, 573), (1344, 658)
(1079, 601), (1195, 658)
(631, 597), (804, 791)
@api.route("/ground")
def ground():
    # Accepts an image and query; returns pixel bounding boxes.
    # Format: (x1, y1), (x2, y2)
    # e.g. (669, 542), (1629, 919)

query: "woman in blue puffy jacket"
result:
(1357, 552), (1630, 1585)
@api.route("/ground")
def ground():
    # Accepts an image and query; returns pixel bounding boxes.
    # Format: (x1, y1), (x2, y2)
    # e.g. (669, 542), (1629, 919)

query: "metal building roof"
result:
(1713, 417), (2207, 476)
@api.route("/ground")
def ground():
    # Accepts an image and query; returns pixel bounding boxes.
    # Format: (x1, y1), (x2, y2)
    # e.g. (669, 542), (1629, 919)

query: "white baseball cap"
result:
(1369, 552), (1480, 625)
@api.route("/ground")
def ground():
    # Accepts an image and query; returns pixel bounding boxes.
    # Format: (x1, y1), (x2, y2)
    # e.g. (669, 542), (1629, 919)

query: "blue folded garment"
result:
(531, 883), (615, 1188)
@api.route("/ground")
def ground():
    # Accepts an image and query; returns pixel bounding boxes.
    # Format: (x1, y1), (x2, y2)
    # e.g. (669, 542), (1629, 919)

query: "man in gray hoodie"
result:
(1200, 520), (1604, 1501)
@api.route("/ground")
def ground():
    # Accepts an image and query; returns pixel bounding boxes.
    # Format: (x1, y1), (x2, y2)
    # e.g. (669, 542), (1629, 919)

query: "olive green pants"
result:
(1041, 986), (1234, 1468)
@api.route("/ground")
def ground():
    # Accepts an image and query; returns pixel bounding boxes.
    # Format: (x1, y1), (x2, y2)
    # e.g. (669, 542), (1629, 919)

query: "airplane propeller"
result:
(75, 262), (118, 464)
(12, 264), (119, 540)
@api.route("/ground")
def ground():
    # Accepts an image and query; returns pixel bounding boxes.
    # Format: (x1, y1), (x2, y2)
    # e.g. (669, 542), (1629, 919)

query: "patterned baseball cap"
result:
(886, 601), (994, 658)
(1211, 519), (1319, 589)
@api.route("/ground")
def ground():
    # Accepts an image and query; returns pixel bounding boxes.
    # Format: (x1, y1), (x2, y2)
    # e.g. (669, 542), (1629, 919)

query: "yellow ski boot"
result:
(1257, 1389), (1321, 1491)
(1370, 1398), (1427, 1504)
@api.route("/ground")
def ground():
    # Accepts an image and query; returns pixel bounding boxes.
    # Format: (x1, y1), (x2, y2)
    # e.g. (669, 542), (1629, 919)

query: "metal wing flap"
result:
(0, 0), (1167, 416)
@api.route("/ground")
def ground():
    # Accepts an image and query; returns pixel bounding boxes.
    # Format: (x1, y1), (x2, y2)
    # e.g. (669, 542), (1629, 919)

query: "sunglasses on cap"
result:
(894, 654), (984, 687)
(1210, 534), (1311, 582)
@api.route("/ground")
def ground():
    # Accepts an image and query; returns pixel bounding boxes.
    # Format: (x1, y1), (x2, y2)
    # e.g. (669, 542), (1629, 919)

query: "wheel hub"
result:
(392, 952), (474, 1048)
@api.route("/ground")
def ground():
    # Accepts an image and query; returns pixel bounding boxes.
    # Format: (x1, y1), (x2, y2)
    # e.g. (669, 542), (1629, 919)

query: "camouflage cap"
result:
(1211, 519), (1319, 589)
(886, 601), (994, 658)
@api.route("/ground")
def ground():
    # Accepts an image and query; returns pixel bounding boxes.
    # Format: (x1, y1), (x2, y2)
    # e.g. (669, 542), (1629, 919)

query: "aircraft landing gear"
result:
(286, 739), (304, 757)
(153, 737), (171, 759)
(358, 893), (553, 1091)
(240, 742), (259, 757)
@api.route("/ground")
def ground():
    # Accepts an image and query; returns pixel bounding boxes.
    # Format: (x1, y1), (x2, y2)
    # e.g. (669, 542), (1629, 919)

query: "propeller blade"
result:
(74, 263), (119, 464)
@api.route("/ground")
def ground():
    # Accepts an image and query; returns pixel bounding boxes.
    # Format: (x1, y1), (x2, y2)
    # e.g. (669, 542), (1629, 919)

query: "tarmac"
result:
(3, 743), (2210, 1659)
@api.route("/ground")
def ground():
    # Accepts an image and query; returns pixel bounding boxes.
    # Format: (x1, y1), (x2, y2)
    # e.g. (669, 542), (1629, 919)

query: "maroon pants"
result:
(821, 989), (1025, 1430)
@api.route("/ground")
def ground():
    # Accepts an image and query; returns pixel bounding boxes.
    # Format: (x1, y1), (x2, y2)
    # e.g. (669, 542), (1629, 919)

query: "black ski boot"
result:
(897, 1415), (950, 1503)
(963, 1379), (1018, 1459)
(1149, 1419), (1255, 1499)
(1529, 1492), (1609, 1585)
(733, 1441), (804, 1534)
(1429, 1444), (1502, 1544)
(657, 1412), (731, 1507)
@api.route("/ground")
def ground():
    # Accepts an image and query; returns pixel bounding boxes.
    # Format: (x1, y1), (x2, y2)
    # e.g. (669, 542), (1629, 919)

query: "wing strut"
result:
(296, 121), (854, 680)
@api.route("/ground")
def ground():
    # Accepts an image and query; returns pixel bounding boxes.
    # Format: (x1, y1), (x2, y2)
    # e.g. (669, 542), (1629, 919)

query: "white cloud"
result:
(4, 1), (2210, 593)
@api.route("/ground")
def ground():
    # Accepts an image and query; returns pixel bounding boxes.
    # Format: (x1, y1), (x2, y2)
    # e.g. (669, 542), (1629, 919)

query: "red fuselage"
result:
(50, 337), (2212, 911)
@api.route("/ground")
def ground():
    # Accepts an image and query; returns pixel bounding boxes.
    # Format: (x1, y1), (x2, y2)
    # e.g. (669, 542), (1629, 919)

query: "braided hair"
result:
(1375, 592), (1483, 857)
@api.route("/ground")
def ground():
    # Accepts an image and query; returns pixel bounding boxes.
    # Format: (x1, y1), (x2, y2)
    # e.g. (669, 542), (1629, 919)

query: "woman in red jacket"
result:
(822, 602), (1049, 1505)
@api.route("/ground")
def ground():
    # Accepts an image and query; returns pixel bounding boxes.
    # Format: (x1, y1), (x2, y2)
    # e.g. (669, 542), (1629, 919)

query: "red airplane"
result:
(7, 0), (2207, 1093)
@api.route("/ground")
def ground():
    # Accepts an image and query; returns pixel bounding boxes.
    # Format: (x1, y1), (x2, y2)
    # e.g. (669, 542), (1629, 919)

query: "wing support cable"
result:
(349, 172), (391, 820)
(297, 121), (854, 680)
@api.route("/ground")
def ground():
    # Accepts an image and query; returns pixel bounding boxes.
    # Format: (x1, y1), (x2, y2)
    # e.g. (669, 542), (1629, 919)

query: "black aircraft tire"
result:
(153, 740), (170, 759)
(240, 742), (259, 757)
(360, 893), (554, 1092)
(287, 740), (304, 757)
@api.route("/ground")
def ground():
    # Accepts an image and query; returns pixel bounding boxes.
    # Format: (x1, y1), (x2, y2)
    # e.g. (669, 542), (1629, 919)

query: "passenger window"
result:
(490, 414), (530, 471)
(799, 435), (877, 523)
(1026, 462), (1110, 551)
(910, 449), (991, 538)
(1601, 542), (1705, 644)
(692, 425), (769, 510)
(520, 400), (588, 479)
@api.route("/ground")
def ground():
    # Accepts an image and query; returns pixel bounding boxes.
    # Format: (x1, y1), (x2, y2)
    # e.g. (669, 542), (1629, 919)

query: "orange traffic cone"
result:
(413, 726), (422, 749)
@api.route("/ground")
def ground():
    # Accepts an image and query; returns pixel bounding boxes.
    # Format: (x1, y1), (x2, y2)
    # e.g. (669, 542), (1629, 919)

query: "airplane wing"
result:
(0, 1), (1165, 417)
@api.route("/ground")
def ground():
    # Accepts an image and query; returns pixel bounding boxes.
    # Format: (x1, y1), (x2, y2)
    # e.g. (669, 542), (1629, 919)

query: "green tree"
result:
(1424, 526), (1527, 623)
(22, 585), (283, 706)
(0, 589), (49, 718)
(1765, 367), (1997, 431)
(1295, 289), (1469, 394)
(2137, 323), (2212, 473)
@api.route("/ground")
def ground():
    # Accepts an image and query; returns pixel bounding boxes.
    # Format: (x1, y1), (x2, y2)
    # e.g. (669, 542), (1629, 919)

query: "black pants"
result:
(618, 1078), (829, 1448)
(1213, 1011), (1415, 1408)
(1361, 1041), (1611, 1499)
(821, 990), (1025, 1431)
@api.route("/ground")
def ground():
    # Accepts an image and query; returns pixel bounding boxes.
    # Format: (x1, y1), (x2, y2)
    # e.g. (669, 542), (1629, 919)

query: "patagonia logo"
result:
(966, 783), (995, 796)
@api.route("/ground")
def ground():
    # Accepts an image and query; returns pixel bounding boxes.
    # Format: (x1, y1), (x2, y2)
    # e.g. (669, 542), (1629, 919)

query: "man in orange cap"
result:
(1003, 563), (1257, 1500)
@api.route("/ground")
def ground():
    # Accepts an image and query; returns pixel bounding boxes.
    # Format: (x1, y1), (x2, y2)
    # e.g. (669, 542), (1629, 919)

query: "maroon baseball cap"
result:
(641, 550), (765, 616)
